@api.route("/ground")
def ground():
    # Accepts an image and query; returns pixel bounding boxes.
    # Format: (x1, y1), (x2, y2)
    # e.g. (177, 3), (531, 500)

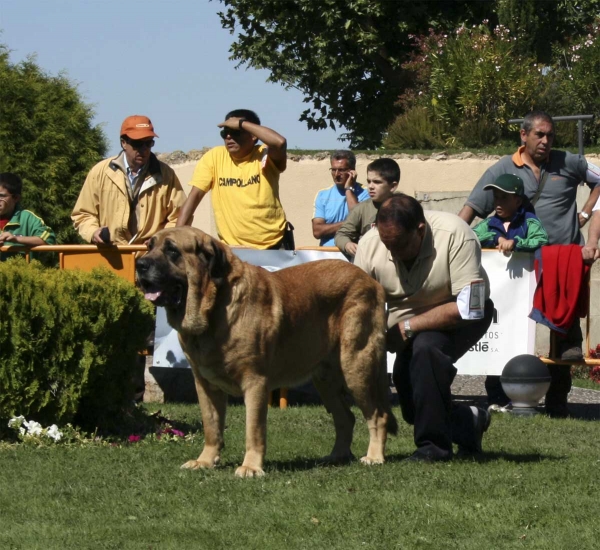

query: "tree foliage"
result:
(543, 18), (600, 145)
(0, 44), (107, 244)
(497, 0), (600, 63)
(390, 15), (600, 149)
(396, 24), (542, 148)
(217, 0), (497, 148)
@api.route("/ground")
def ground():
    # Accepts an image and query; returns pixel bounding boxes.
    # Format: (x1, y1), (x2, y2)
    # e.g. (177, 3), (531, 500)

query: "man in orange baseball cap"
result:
(120, 115), (159, 140)
(72, 115), (186, 245)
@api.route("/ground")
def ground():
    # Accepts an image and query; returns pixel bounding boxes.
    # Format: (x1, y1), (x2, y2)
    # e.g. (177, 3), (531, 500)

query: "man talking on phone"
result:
(312, 150), (369, 247)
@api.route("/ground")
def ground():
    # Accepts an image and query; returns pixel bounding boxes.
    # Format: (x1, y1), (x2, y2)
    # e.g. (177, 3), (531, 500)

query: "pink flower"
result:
(160, 427), (185, 437)
(128, 435), (141, 443)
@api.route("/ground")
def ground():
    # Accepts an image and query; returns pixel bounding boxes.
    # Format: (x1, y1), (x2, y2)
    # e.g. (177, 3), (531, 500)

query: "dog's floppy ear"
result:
(197, 237), (228, 286)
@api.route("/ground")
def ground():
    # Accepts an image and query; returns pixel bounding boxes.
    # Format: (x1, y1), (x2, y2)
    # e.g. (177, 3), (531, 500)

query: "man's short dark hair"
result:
(521, 110), (554, 134)
(376, 194), (425, 233)
(225, 109), (261, 125)
(330, 150), (356, 170)
(0, 173), (23, 196)
(367, 158), (400, 184)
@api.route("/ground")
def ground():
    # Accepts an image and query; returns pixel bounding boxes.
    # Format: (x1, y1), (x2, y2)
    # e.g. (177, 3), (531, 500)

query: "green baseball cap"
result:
(483, 173), (525, 196)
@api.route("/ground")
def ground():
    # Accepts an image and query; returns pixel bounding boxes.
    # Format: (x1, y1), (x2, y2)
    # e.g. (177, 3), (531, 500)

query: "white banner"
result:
(454, 251), (536, 375)
(153, 249), (536, 376)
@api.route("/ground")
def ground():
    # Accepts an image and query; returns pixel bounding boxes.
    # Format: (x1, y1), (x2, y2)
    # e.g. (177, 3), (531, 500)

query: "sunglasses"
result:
(123, 138), (155, 150)
(220, 128), (243, 140)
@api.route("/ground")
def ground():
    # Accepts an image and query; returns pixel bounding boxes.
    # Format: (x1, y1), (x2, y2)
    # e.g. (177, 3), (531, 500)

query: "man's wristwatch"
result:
(238, 117), (247, 130)
(580, 211), (590, 220)
(404, 319), (415, 339)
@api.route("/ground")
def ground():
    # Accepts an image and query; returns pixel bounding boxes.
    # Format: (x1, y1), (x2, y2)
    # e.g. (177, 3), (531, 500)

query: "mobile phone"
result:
(99, 227), (111, 243)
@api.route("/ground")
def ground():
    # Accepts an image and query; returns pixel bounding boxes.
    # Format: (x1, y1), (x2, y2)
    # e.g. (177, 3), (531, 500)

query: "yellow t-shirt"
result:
(189, 144), (286, 249)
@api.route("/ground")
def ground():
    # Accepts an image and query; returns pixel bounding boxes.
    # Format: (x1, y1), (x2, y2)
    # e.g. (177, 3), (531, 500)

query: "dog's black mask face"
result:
(136, 236), (187, 309)
(136, 228), (230, 323)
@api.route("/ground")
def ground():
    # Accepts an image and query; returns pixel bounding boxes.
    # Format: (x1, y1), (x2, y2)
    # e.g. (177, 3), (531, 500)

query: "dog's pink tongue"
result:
(145, 290), (162, 302)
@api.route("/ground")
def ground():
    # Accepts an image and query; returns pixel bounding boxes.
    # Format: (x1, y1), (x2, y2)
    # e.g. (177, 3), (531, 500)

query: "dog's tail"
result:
(377, 357), (398, 436)
(386, 409), (399, 436)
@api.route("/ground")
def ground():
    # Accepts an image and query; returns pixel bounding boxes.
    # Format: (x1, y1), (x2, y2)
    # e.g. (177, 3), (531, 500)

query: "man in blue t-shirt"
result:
(312, 150), (369, 246)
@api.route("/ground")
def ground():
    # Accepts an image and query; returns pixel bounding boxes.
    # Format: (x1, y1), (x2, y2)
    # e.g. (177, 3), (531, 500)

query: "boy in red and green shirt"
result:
(0, 173), (56, 259)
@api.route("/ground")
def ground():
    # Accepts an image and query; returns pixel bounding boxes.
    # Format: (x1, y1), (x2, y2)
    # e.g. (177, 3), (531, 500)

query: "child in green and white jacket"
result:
(472, 173), (548, 253)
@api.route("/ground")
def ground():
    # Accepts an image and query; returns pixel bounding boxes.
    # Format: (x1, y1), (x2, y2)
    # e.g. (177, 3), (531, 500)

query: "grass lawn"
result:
(2, 403), (600, 550)
(571, 377), (600, 391)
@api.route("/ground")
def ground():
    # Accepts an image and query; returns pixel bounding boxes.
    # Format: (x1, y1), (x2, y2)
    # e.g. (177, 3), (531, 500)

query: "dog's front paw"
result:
(360, 455), (384, 466)
(234, 465), (265, 478)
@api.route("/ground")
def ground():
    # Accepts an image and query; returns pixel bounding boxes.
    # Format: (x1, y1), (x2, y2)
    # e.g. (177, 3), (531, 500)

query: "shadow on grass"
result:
(267, 457), (345, 473)
(384, 451), (565, 465)
(267, 454), (391, 473)
(568, 403), (600, 420)
(455, 452), (566, 464)
(262, 450), (565, 473)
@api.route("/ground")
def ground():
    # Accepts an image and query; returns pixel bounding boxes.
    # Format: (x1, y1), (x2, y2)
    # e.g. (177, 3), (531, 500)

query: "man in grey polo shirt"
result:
(458, 110), (600, 417)
(355, 194), (494, 462)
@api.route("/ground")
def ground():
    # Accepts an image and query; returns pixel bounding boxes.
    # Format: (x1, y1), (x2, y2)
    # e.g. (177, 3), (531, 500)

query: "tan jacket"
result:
(72, 153), (186, 244)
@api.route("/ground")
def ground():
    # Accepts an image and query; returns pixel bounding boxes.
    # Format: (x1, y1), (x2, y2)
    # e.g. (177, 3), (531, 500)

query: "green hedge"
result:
(0, 259), (155, 429)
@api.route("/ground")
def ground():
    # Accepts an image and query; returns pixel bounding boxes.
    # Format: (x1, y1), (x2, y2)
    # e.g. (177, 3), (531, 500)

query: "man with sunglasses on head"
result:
(312, 150), (369, 247)
(72, 115), (186, 245)
(176, 109), (291, 249)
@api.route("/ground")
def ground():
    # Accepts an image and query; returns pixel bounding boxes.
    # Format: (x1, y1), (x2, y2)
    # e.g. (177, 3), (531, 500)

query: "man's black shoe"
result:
(457, 406), (491, 457)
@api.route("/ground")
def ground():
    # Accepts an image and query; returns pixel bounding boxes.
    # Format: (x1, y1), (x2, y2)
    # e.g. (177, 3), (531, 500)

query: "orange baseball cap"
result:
(120, 115), (159, 139)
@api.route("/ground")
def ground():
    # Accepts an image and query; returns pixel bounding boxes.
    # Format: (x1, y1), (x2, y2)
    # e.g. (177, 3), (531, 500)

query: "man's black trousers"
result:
(391, 299), (494, 460)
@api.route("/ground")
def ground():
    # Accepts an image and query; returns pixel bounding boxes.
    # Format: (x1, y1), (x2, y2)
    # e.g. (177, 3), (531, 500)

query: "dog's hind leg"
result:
(181, 374), (227, 471)
(235, 377), (270, 478)
(342, 346), (397, 466)
(312, 363), (356, 464)
(338, 291), (397, 466)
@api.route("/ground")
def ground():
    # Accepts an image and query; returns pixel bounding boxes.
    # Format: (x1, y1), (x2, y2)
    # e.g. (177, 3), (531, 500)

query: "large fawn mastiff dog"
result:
(136, 227), (397, 477)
